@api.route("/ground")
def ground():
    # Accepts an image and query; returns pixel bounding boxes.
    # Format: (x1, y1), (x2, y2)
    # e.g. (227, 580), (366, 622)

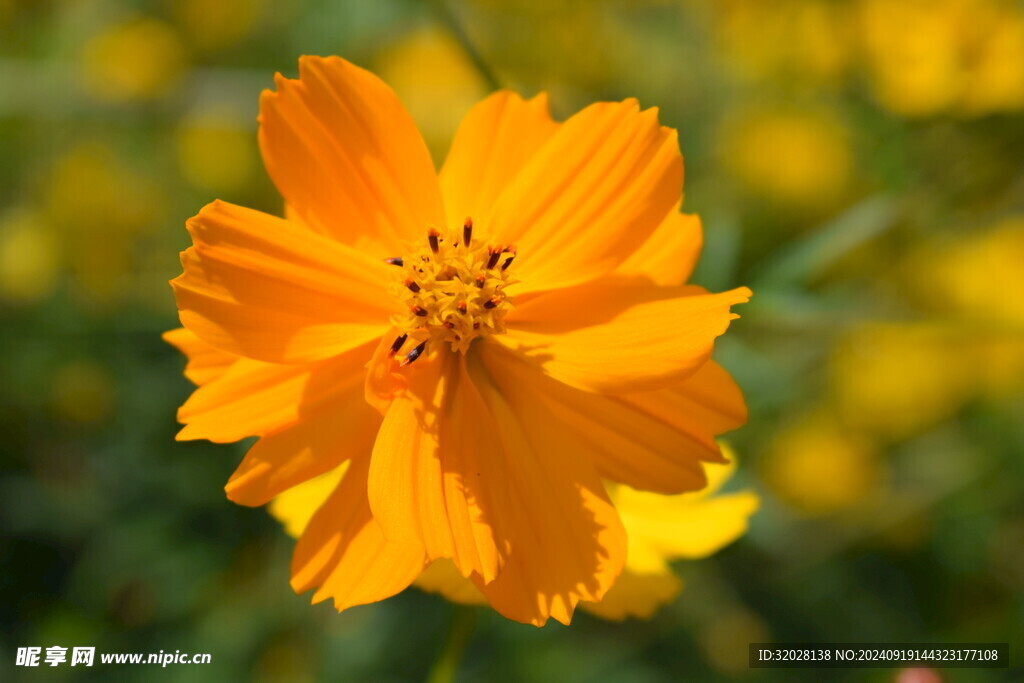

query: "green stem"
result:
(426, 0), (503, 91)
(426, 605), (477, 683)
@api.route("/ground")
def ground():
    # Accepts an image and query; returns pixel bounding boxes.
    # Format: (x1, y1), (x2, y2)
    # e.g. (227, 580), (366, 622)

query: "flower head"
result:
(167, 56), (750, 626)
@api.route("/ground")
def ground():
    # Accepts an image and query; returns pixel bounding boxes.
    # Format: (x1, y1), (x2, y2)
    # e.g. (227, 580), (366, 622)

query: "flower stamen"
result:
(486, 247), (502, 270)
(388, 333), (408, 356)
(401, 340), (427, 366)
(388, 218), (516, 353)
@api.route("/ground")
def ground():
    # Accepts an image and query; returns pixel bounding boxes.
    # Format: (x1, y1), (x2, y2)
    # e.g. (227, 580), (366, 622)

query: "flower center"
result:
(385, 218), (516, 363)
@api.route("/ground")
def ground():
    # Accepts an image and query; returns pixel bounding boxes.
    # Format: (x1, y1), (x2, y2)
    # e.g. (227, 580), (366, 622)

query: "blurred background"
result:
(1, 0), (1022, 681)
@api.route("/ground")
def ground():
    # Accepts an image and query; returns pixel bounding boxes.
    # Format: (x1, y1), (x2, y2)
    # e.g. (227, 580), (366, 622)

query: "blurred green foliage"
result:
(1, 0), (1022, 681)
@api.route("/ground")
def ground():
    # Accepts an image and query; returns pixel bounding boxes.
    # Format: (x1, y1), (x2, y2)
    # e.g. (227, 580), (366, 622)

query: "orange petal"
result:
(290, 457), (426, 611)
(481, 344), (739, 494)
(162, 327), (237, 386)
(614, 209), (703, 286)
(465, 352), (627, 627)
(366, 351), (505, 583)
(173, 342), (379, 506)
(259, 55), (445, 254)
(171, 200), (393, 363)
(439, 91), (559, 225)
(499, 280), (751, 393)
(484, 100), (683, 293)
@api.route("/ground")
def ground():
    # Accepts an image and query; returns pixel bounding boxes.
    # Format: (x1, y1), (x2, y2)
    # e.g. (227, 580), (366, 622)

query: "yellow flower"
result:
(177, 106), (258, 194)
(80, 15), (187, 102)
(269, 448), (758, 620)
(44, 141), (162, 303)
(907, 219), (1024, 398)
(912, 217), (1024, 328)
(0, 209), (59, 304)
(830, 324), (974, 441)
(713, 0), (851, 84)
(858, 0), (1024, 117)
(721, 107), (852, 208)
(166, 56), (750, 626)
(764, 412), (884, 515)
(174, 0), (267, 51)
(374, 27), (489, 156)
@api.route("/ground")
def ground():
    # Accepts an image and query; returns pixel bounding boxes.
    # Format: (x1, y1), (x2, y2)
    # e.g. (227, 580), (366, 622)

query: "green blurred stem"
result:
(427, 0), (502, 91)
(427, 605), (477, 683)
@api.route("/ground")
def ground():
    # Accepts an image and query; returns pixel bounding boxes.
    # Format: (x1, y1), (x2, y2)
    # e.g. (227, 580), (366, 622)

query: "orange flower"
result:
(166, 56), (750, 626)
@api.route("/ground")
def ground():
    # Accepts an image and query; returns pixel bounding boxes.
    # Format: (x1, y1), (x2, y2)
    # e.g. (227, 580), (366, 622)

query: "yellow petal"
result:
(258, 56), (446, 254)
(268, 463), (348, 537)
(580, 571), (682, 621)
(614, 209), (703, 286)
(366, 351), (505, 583)
(415, 558), (488, 607)
(162, 327), (237, 386)
(483, 100), (682, 294)
(171, 200), (393, 363)
(290, 457), (426, 611)
(439, 91), (559, 225)
(499, 281), (751, 393)
(615, 459), (760, 566)
(466, 352), (627, 627)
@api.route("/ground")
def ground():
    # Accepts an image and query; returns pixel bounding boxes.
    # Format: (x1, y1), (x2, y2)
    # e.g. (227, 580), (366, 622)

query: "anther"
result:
(443, 320), (455, 329)
(456, 301), (468, 314)
(486, 246), (502, 270)
(411, 305), (428, 317)
(484, 296), (501, 309)
(474, 274), (486, 288)
(388, 334), (408, 356)
(385, 257), (404, 266)
(404, 278), (420, 293)
(463, 217), (473, 246)
(401, 341), (427, 366)
(501, 255), (515, 270)
(427, 228), (440, 254)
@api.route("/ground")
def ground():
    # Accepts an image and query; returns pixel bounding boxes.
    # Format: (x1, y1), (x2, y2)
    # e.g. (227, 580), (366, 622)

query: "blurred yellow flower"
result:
(177, 107), (258, 194)
(50, 359), (116, 424)
(0, 209), (58, 304)
(270, 448), (758, 621)
(721, 108), (852, 208)
(713, 0), (851, 83)
(764, 412), (884, 514)
(80, 15), (187, 102)
(375, 27), (489, 155)
(908, 219), (1024, 399)
(913, 217), (1024, 328)
(44, 141), (162, 302)
(700, 606), (771, 675)
(858, 0), (1024, 117)
(174, 0), (266, 51)
(830, 324), (974, 440)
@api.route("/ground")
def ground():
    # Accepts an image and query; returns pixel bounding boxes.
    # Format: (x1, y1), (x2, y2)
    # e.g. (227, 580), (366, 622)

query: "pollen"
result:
(387, 218), (517, 355)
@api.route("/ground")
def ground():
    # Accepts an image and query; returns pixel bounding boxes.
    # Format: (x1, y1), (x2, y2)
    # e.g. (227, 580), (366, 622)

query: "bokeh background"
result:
(2, 0), (1023, 681)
